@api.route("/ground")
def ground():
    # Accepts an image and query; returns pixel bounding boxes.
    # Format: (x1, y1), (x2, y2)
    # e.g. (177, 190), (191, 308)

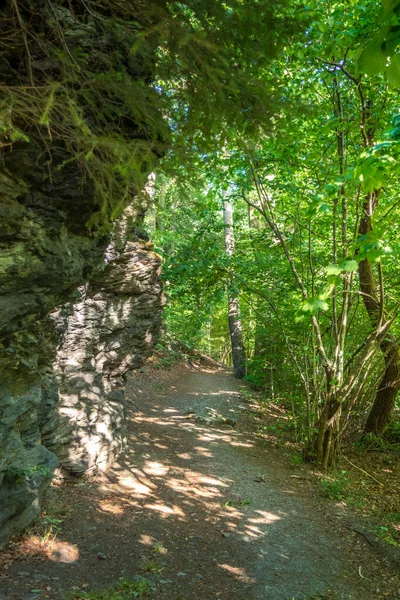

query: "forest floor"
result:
(1, 358), (400, 600)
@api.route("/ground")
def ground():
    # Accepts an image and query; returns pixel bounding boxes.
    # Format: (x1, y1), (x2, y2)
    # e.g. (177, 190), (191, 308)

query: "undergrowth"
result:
(240, 384), (400, 550)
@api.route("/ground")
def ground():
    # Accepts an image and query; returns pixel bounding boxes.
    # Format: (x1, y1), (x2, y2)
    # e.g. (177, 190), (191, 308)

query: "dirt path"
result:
(1, 363), (398, 600)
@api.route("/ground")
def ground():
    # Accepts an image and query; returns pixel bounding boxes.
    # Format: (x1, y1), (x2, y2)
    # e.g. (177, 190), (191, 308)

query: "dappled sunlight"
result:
(138, 533), (154, 546)
(186, 390), (241, 398)
(194, 445), (213, 457)
(219, 505), (242, 518)
(89, 380), (283, 551)
(195, 475), (228, 487)
(163, 476), (190, 493)
(143, 502), (186, 518)
(84, 387), (286, 566)
(230, 439), (254, 448)
(250, 510), (282, 524)
(2, 367), (382, 600)
(21, 536), (80, 564)
(218, 563), (255, 584)
(242, 524), (265, 538)
(195, 431), (235, 444)
(176, 452), (192, 459)
(6, 369), (293, 597)
(104, 470), (156, 496)
(98, 500), (125, 515)
(133, 414), (186, 427)
(162, 470), (229, 502)
(143, 461), (170, 477)
(212, 505), (281, 542)
(119, 479), (152, 494)
(185, 486), (221, 500)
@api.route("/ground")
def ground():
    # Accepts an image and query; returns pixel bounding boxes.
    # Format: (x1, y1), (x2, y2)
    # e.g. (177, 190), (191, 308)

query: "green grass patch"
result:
(320, 470), (350, 501)
(66, 577), (155, 600)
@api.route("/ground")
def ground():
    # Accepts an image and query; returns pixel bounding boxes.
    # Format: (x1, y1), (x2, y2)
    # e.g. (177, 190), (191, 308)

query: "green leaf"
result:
(301, 298), (329, 315)
(365, 246), (392, 262)
(358, 45), (387, 76)
(326, 260), (357, 276)
(387, 53), (400, 87)
(338, 259), (358, 272)
(326, 264), (342, 276)
(10, 129), (30, 143)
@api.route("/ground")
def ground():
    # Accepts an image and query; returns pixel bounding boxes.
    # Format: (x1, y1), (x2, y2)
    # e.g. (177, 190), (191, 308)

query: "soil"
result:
(1, 360), (400, 600)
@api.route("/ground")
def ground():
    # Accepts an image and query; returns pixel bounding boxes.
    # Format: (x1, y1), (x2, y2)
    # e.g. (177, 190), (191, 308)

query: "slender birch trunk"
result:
(223, 200), (246, 378)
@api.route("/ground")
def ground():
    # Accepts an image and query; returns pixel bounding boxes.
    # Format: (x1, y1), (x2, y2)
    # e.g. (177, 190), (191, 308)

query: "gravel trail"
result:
(1, 363), (395, 600)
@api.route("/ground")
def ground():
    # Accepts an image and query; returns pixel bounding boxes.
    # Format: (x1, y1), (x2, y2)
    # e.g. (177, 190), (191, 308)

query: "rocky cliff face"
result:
(0, 154), (164, 547)
(44, 239), (164, 477)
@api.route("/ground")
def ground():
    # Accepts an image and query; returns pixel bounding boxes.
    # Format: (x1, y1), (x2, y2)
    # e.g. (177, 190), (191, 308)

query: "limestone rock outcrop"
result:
(0, 158), (164, 547)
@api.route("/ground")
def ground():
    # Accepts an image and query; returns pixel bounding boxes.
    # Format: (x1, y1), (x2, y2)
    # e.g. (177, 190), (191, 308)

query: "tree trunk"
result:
(358, 193), (400, 434)
(364, 339), (400, 434)
(223, 200), (246, 378)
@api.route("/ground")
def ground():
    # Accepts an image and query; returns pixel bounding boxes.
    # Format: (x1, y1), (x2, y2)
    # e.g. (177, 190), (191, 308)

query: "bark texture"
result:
(223, 201), (246, 379)
(358, 193), (400, 435)
(364, 338), (400, 434)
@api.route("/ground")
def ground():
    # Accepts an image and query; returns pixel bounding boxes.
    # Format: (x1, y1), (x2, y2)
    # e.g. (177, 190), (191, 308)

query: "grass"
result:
(65, 577), (155, 600)
(290, 452), (304, 465)
(152, 542), (168, 555)
(221, 498), (252, 508)
(372, 525), (399, 547)
(319, 470), (350, 501)
(139, 560), (164, 574)
(319, 470), (367, 507)
(372, 512), (400, 548)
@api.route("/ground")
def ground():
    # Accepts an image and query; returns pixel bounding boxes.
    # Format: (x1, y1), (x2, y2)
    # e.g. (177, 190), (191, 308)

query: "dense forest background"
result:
(144, 0), (400, 467)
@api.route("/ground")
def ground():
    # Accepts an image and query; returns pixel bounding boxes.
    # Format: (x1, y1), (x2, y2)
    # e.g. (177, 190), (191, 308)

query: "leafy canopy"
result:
(0, 0), (292, 228)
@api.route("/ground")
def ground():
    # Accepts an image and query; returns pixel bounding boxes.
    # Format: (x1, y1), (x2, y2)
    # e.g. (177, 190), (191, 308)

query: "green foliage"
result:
(384, 419), (400, 442)
(291, 452), (304, 465)
(371, 524), (400, 547)
(320, 471), (350, 501)
(361, 424), (400, 452)
(144, 0), (400, 466)
(1, 0), (292, 229)
(386, 512), (400, 523)
(356, 0), (400, 85)
(222, 498), (252, 508)
(301, 298), (329, 316)
(244, 356), (270, 388)
(139, 560), (164, 574)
